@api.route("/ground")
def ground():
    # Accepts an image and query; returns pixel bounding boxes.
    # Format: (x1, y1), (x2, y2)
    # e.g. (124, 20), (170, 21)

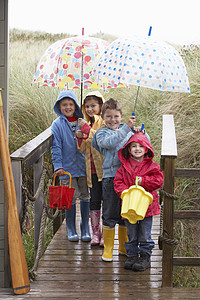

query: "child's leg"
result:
(90, 174), (103, 246)
(102, 178), (122, 227)
(78, 176), (91, 242)
(102, 226), (115, 261)
(62, 178), (79, 242)
(132, 216), (154, 271)
(102, 178), (120, 261)
(124, 220), (139, 269)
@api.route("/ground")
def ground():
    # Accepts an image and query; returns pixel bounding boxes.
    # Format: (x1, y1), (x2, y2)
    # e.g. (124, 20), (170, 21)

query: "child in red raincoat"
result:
(114, 133), (164, 271)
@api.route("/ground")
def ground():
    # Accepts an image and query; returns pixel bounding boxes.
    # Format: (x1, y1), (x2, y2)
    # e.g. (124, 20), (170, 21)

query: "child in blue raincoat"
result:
(51, 90), (91, 242)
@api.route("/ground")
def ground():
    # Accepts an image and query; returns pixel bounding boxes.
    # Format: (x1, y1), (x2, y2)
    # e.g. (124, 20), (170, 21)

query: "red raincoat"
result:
(114, 134), (164, 217)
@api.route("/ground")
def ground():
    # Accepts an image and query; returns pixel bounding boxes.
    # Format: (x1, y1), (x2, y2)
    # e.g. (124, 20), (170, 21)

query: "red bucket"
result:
(49, 171), (75, 210)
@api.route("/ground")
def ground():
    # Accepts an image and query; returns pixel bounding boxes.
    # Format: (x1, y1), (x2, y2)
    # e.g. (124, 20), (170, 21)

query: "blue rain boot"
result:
(80, 200), (91, 242)
(65, 203), (79, 242)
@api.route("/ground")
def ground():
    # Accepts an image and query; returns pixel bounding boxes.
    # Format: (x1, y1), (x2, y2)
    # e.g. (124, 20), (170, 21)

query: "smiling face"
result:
(84, 98), (101, 117)
(102, 109), (123, 130)
(128, 141), (147, 161)
(59, 98), (76, 118)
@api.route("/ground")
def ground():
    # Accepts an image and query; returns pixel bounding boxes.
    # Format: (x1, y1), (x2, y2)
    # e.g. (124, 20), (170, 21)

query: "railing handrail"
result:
(10, 126), (54, 264)
(161, 114), (200, 287)
(11, 127), (52, 171)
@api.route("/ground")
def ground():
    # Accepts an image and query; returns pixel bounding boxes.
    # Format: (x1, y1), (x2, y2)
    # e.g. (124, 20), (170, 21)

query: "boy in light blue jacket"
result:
(51, 90), (90, 242)
(92, 98), (149, 262)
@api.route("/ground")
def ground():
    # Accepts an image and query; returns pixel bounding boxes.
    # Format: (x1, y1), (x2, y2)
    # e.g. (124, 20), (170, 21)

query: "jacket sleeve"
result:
(114, 167), (130, 197)
(51, 123), (63, 171)
(141, 165), (164, 192)
(94, 124), (132, 150)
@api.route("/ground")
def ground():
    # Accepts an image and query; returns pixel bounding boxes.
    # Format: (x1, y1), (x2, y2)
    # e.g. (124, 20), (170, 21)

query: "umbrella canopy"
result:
(32, 35), (109, 104)
(92, 36), (190, 95)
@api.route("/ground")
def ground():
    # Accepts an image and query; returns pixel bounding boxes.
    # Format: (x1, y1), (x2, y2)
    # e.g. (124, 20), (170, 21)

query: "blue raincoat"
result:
(51, 91), (86, 179)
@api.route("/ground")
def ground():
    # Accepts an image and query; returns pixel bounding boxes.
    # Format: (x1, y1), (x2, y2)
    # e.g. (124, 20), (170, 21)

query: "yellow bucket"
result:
(121, 177), (153, 224)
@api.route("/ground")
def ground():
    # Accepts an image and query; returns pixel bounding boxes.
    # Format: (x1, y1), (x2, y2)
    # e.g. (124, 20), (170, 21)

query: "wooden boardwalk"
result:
(1, 209), (200, 299)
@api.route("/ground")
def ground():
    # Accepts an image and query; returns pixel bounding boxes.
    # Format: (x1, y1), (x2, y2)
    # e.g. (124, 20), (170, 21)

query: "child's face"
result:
(128, 142), (147, 161)
(84, 99), (101, 117)
(102, 109), (123, 130)
(59, 98), (76, 118)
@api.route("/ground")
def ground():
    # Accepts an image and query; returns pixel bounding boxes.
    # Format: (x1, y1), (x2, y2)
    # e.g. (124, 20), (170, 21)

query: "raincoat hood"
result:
(82, 90), (104, 123)
(118, 133), (154, 164)
(53, 90), (83, 119)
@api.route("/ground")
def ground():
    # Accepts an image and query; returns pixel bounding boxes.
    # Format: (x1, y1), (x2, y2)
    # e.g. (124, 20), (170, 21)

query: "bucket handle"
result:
(52, 171), (72, 188)
(135, 176), (138, 188)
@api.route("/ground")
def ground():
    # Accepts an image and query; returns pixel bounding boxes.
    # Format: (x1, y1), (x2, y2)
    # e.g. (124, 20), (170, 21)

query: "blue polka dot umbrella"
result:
(91, 36), (190, 111)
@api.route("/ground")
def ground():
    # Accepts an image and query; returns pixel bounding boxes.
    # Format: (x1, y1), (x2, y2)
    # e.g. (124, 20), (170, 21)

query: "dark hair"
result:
(101, 98), (122, 117)
(122, 145), (130, 159)
(84, 95), (103, 106)
(122, 142), (153, 159)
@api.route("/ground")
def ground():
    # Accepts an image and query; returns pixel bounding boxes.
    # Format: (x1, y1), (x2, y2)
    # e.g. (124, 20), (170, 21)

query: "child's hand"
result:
(76, 130), (84, 138)
(137, 177), (142, 185)
(126, 116), (135, 128)
(55, 168), (65, 176)
(133, 126), (141, 133)
(78, 118), (86, 128)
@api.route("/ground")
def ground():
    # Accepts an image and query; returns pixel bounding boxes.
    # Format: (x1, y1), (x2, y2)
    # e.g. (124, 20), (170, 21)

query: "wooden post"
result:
(162, 157), (175, 287)
(161, 115), (177, 287)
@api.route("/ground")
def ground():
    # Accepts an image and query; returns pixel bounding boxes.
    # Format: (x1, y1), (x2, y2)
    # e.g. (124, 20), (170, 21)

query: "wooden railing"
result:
(160, 114), (200, 287)
(10, 127), (55, 257)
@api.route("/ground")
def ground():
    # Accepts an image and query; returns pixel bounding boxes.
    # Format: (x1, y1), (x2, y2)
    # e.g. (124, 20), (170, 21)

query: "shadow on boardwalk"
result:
(1, 212), (200, 299)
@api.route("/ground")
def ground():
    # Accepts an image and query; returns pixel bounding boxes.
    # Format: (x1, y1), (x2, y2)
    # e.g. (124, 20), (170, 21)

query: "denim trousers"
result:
(90, 174), (102, 211)
(124, 216), (155, 257)
(102, 177), (125, 227)
(60, 176), (90, 203)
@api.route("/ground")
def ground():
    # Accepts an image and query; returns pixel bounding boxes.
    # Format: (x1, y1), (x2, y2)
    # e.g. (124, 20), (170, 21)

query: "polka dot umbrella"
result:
(32, 35), (109, 106)
(91, 36), (190, 112)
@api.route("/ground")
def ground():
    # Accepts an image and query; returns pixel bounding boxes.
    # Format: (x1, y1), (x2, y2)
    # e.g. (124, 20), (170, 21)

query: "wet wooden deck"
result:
(1, 209), (200, 299)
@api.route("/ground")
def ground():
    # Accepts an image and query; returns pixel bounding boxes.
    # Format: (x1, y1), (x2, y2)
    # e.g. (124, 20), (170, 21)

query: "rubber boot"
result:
(102, 226), (115, 262)
(118, 225), (128, 255)
(80, 200), (91, 242)
(99, 232), (104, 247)
(90, 210), (101, 246)
(65, 203), (79, 242)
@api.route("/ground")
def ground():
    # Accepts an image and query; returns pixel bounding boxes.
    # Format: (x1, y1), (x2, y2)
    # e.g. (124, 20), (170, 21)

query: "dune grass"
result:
(9, 29), (200, 286)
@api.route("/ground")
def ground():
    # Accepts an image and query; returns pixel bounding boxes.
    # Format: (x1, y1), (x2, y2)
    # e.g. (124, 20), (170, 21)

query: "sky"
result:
(9, 0), (199, 45)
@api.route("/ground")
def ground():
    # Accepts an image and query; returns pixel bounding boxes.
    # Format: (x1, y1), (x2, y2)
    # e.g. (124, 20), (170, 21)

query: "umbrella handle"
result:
(131, 112), (145, 132)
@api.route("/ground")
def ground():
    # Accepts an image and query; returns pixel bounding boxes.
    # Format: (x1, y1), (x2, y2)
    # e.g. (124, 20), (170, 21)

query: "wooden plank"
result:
(0, 44), (4, 66)
(161, 115), (177, 158)
(173, 257), (200, 266)
(174, 210), (200, 219)
(0, 67), (5, 89)
(1, 213), (200, 299)
(0, 0), (4, 20)
(0, 204), (3, 225)
(0, 21), (4, 44)
(175, 168), (200, 178)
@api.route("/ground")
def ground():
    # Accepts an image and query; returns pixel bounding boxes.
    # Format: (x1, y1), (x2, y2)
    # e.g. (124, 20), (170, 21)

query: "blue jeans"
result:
(102, 177), (125, 227)
(125, 217), (155, 257)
